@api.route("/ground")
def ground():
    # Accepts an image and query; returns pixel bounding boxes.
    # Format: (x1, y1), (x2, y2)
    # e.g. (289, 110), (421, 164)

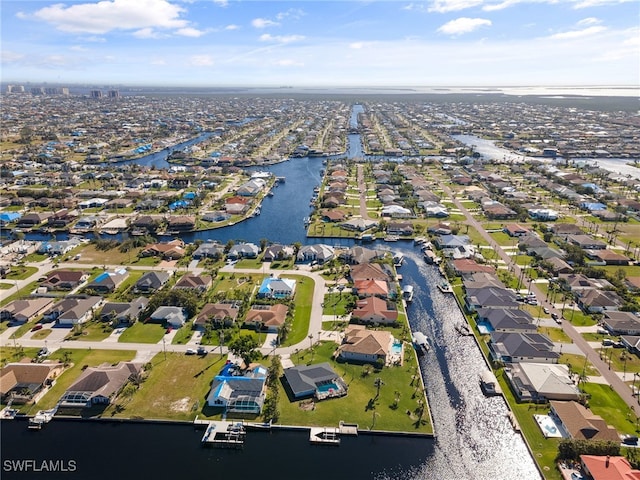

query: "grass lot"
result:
(107, 352), (227, 421)
(118, 321), (166, 344)
(0, 347), (40, 369)
(539, 326), (572, 343)
(598, 347), (640, 373)
(281, 274), (314, 347)
(235, 258), (264, 269)
(564, 309), (597, 327)
(65, 320), (113, 342)
(322, 292), (356, 316)
(559, 353), (599, 377)
(278, 341), (432, 433)
(171, 322), (196, 345)
(582, 382), (639, 435)
(4, 265), (39, 280)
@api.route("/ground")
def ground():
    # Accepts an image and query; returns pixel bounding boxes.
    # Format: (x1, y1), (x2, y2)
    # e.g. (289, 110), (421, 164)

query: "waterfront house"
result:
(262, 244), (295, 262)
(351, 297), (398, 325)
(504, 363), (580, 402)
(387, 221), (414, 236)
(296, 244), (335, 264)
(99, 297), (149, 325)
(150, 306), (187, 328)
(167, 215), (196, 232)
(227, 243), (260, 260)
(580, 455), (640, 480)
(224, 196), (249, 214)
(549, 401), (619, 442)
(465, 287), (519, 312)
(41, 270), (88, 291)
(349, 262), (392, 283)
(0, 361), (64, 404)
(0, 298), (54, 325)
(173, 273), (212, 293)
(84, 269), (129, 294)
(43, 296), (103, 326)
(195, 302), (240, 328)
(206, 363), (268, 414)
(336, 324), (392, 365)
(339, 246), (387, 265)
(353, 279), (390, 298)
(476, 308), (536, 333)
(244, 304), (288, 332)
(17, 212), (52, 228)
(59, 362), (142, 407)
(134, 271), (171, 293)
(38, 238), (82, 256)
(450, 259), (496, 276)
(488, 331), (559, 364)
(282, 363), (347, 400)
(340, 217), (378, 232)
(140, 239), (186, 260)
(192, 241), (224, 260)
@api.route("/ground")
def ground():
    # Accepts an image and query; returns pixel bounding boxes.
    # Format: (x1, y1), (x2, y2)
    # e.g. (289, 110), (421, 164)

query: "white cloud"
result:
(212, 0), (228, 6)
(402, 3), (430, 13)
(176, 27), (206, 37)
(188, 54), (214, 66)
(259, 34), (305, 44)
(437, 18), (492, 35)
(274, 59), (304, 67)
(548, 25), (606, 40)
(428, 0), (484, 13)
(23, 0), (189, 34)
(150, 58), (167, 65)
(225, 24), (240, 31)
(275, 8), (305, 21)
(577, 17), (601, 26)
(70, 45), (89, 52)
(252, 18), (279, 29)
(1, 50), (25, 63)
(133, 28), (164, 39)
(573, 0), (635, 8)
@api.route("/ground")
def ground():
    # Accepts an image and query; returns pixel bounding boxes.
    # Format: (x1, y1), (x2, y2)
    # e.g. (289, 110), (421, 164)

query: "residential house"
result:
(549, 401), (619, 442)
(584, 249), (631, 266)
(173, 273), (212, 293)
(489, 331), (559, 364)
(503, 224), (530, 237)
(476, 308), (536, 333)
(381, 205), (412, 218)
(351, 296), (398, 325)
(44, 296), (103, 325)
(84, 269), (129, 294)
(450, 258), (496, 276)
(336, 325), (393, 365)
(349, 262), (391, 283)
(353, 279), (389, 298)
(504, 362), (580, 402)
(99, 297), (149, 325)
(150, 306), (187, 328)
(59, 362), (142, 407)
(0, 298), (54, 325)
(296, 244), (335, 264)
(224, 196), (250, 214)
(565, 234), (607, 250)
(38, 238), (82, 256)
(580, 455), (640, 480)
(244, 304), (288, 332)
(465, 287), (519, 312)
(227, 243), (260, 260)
(545, 257), (574, 275)
(577, 288), (625, 313)
(257, 277), (296, 299)
(602, 311), (640, 335)
(282, 363), (347, 400)
(41, 270), (88, 291)
(16, 212), (52, 228)
(206, 363), (268, 413)
(387, 221), (414, 236)
(339, 246), (387, 265)
(134, 271), (171, 293)
(167, 215), (195, 232)
(195, 302), (240, 328)
(140, 239), (185, 259)
(192, 241), (224, 260)
(0, 361), (64, 404)
(262, 244), (295, 262)
(340, 218), (378, 232)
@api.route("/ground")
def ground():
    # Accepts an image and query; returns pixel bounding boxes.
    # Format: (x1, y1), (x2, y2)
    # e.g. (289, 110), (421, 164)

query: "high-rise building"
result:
(90, 90), (103, 98)
(107, 90), (120, 98)
(31, 87), (45, 95)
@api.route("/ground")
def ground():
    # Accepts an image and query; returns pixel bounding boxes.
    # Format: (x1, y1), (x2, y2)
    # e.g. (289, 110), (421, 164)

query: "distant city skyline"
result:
(1, 0), (638, 87)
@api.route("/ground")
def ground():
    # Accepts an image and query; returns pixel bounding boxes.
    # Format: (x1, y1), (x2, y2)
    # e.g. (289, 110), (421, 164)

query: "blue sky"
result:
(1, 0), (638, 87)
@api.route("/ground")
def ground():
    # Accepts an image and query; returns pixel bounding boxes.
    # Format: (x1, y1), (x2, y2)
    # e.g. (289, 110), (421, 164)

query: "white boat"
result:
(480, 370), (501, 396)
(402, 285), (414, 302)
(412, 331), (429, 354)
(438, 281), (453, 294)
(384, 235), (399, 242)
(393, 252), (404, 267)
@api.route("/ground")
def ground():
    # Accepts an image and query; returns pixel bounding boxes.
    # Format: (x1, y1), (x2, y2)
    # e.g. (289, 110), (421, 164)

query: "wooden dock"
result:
(201, 421), (246, 448)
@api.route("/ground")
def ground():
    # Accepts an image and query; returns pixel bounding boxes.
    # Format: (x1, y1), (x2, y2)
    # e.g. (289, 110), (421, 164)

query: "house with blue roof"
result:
(257, 277), (296, 299)
(205, 363), (268, 414)
(0, 212), (21, 226)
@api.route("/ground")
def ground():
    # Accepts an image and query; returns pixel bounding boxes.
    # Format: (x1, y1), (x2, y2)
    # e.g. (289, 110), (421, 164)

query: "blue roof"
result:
(0, 212), (21, 222)
(94, 272), (110, 283)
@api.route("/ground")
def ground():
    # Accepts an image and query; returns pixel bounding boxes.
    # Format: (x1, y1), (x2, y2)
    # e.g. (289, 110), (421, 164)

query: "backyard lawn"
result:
(118, 321), (166, 344)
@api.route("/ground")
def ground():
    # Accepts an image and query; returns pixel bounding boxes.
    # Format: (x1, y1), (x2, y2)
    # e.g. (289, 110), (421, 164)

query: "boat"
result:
(455, 323), (472, 336)
(201, 421), (246, 448)
(309, 427), (340, 445)
(423, 250), (437, 264)
(480, 370), (501, 396)
(360, 233), (374, 242)
(438, 281), (453, 294)
(384, 235), (399, 242)
(27, 405), (58, 430)
(393, 252), (404, 267)
(411, 331), (429, 354)
(402, 285), (414, 303)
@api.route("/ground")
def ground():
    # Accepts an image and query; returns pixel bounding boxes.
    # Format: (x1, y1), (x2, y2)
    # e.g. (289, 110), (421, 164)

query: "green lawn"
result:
(4, 265), (38, 280)
(108, 352), (228, 421)
(322, 292), (356, 316)
(278, 341), (432, 433)
(0, 281), (39, 308)
(65, 320), (114, 342)
(538, 326), (572, 343)
(118, 321), (166, 343)
(281, 274), (314, 347)
(171, 322), (196, 345)
(582, 382), (639, 435)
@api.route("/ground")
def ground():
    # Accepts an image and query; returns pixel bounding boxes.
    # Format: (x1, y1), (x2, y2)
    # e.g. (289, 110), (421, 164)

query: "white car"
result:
(185, 348), (197, 355)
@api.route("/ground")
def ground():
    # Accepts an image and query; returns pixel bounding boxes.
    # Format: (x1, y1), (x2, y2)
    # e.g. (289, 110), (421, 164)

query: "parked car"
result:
(185, 348), (196, 355)
(197, 346), (207, 356)
(543, 307), (550, 314)
(165, 326), (172, 334)
(31, 324), (43, 332)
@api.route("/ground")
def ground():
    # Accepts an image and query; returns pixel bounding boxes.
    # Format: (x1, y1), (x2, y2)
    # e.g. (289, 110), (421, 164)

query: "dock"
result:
(201, 421), (246, 448)
(310, 427), (341, 445)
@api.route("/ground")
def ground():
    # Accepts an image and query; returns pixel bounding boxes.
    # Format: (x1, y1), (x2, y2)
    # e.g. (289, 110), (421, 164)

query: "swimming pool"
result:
(534, 414), (563, 438)
(390, 340), (403, 356)
(317, 382), (339, 394)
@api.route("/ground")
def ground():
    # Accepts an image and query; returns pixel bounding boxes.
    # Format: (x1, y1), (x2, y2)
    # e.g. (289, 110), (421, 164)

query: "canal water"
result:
(2, 105), (541, 479)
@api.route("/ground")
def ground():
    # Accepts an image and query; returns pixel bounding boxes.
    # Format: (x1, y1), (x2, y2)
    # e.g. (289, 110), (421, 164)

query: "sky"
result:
(1, 0), (638, 87)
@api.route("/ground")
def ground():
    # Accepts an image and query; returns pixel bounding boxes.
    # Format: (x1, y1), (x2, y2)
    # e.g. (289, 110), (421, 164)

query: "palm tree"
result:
(374, 377), (384, 400)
